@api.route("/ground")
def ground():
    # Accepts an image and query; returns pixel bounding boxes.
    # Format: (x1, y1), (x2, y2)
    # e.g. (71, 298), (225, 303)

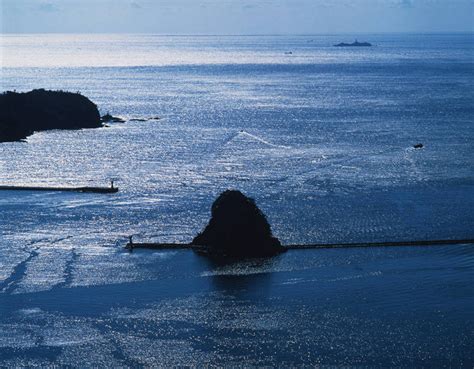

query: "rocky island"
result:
(0, 89), (102, 142)
(192, 190), (286, 257)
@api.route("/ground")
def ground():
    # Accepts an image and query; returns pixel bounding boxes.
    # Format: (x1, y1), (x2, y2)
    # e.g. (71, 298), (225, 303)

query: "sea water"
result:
(0, 34), (473, 367)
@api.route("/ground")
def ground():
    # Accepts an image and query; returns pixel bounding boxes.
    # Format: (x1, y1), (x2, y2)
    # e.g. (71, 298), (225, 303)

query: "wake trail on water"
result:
(403, 147), (427, 181)
(222, 130), (291, 149)
(0, 246), (40, 294)
(0, 235), (77, 293)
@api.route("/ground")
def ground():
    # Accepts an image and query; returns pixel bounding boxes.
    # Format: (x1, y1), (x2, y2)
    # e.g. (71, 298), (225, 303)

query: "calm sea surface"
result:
(0, 34), (473, 367)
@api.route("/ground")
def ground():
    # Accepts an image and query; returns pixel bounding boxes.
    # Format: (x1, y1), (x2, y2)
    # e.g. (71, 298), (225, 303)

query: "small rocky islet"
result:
(192, 190), (286, 257)
(101, 113), (126, 123)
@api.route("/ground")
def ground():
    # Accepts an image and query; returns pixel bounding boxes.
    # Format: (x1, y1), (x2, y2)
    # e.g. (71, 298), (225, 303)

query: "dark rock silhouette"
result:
(335, 40), (372, 47)
(192, 190), (286, 257)
(129, 116), (161, 122)
(0, 89), (102, 142)
(101, 113), (126, 123)
(413, 143), (424, 149)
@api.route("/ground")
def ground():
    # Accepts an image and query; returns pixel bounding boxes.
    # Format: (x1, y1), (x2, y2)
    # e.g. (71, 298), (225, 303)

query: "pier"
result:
(125, 239), (474, 251)
(0, 185), (118, 194)
(285, 239), (474, 249)
(125, 242), (191, 250)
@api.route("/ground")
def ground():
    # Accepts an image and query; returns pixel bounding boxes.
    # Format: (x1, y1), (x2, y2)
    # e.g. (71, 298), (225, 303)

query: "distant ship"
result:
(334, 40), (372, 47)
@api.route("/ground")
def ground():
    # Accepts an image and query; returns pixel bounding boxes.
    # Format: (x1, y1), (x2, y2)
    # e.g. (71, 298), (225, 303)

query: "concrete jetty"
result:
(125, 242), (191, 251)
(285, 239), (474, 249)
(0, 185), (118, 194)
(125, 238), (474, 252)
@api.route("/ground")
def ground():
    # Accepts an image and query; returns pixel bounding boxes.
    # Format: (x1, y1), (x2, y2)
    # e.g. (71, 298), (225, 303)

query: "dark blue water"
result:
(0, 34), (473, 367)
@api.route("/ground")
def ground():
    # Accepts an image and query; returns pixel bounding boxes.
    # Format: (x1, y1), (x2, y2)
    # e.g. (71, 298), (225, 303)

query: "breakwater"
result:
(126, 238), (474, 251)
(0, 185), (118, 194)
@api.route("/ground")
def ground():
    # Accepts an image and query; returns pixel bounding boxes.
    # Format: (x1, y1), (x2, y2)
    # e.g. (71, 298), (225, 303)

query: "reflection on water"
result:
(199, 255), (279, 298)
(0, 246), (472, 366)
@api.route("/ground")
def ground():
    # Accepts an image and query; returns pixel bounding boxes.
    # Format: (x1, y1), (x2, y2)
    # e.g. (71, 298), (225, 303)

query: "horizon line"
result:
(1, 31), (473, 37)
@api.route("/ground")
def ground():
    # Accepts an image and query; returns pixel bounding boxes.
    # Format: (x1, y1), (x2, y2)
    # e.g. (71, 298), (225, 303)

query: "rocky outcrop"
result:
(101, 113), (126, 123)
(192, 190), (286, 257)
(0, 89), (102, 142)
(129, 116), (161, 122)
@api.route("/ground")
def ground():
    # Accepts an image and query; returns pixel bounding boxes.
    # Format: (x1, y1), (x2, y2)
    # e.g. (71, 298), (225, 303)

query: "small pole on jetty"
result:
(128, 235), (134, 252)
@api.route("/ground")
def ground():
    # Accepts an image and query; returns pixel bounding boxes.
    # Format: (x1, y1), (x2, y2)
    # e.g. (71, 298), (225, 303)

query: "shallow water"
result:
(0, 34), (473, 367)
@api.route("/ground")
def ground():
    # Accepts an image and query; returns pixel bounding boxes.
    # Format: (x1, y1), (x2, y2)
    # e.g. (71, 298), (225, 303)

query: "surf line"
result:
(125, 238), (474, 251)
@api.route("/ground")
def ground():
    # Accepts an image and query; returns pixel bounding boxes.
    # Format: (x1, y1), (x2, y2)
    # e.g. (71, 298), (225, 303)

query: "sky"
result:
(1, 0), (473, 34)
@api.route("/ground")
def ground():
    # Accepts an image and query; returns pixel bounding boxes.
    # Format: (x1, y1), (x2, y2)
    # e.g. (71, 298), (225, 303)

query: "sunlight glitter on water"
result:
(0, 33), (473, 366)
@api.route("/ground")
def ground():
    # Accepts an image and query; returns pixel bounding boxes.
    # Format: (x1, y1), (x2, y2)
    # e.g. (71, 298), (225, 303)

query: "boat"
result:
(334, 40), (372, 47)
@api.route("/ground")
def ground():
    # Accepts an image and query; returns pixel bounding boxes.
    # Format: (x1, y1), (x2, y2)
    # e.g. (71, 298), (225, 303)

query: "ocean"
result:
(0, 33), (473, 367)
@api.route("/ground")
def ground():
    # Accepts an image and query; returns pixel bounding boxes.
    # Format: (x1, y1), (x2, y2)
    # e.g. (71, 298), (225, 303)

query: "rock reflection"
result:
(199, 255), (283, 299)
